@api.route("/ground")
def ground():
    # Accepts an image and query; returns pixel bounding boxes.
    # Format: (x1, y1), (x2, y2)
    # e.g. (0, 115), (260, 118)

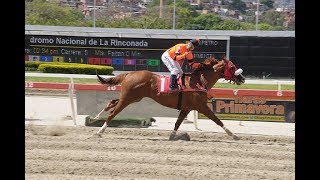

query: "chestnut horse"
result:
(94, 57), (245, 140)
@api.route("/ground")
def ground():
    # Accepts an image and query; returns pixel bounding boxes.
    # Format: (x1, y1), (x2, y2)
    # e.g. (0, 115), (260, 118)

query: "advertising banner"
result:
(199, 89), (295, 123)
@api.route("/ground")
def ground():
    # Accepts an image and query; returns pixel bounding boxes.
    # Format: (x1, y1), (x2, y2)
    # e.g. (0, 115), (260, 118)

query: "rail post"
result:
(69, 77), (77, 125)
(187, 110), (201, 131)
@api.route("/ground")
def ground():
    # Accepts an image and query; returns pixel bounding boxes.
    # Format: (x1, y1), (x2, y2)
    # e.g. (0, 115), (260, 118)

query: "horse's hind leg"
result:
(197, 105), (240, 140)
(169, 110), (190, 141)
(96, 98), (141, 135)
(93, 99), (119, 120)
(104, 99), (119, 112)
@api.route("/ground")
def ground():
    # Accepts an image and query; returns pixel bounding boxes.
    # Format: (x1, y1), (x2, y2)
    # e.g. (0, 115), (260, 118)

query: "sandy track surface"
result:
(26, 124), (295, 180)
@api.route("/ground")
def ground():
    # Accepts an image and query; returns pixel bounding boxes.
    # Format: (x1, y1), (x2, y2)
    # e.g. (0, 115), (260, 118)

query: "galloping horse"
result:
(94, 57), (245, 140)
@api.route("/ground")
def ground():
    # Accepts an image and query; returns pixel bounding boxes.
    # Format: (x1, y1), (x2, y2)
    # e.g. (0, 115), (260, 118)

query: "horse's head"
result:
(196, 57), (245, 85)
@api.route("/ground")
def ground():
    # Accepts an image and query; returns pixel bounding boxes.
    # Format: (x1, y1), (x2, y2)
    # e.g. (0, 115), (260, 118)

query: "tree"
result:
(148, 0), (191, 8)
(187, 14), (222, 30)
(25, 0), (89, 26)
(260, 10), (285, 27)
(239, 22), (255, 30)
(257, 23), (273, 30)
(175, 7), (194, 29)
(212, 19), (241, 30)
(260, 0), (274, 9)
(25, 0), (288, 31)
(229, 0), (247, 14)
(136, 17), (172, 29)
(140, 6), (173, 28)
(144, 0), (195, 29)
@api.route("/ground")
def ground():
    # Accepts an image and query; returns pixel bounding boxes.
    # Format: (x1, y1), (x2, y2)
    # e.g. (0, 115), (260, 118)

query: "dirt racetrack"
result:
(26, 124), (295, 180)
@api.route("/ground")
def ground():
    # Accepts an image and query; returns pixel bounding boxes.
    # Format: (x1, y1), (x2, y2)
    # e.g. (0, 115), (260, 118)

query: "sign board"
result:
(25, 35), (228, 71)
(199, 89), (295, 123)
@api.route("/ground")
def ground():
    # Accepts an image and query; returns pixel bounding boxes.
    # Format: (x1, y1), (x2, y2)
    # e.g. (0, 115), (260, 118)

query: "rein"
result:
(182, 60), (227, 90)
(197, 62), (227, 89)
(198, 71), (208, 90)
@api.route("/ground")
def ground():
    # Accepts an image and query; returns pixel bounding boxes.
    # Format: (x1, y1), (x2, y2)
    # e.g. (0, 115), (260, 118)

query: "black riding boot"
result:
(169, 74), (179, 91)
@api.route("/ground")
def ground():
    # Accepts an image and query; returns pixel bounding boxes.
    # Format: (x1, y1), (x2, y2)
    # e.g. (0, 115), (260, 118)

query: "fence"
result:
(25, 73), (295, 127)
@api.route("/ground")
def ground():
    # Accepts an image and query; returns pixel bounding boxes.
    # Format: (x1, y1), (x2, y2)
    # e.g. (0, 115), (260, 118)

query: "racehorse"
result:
(93, 57), (245, 140)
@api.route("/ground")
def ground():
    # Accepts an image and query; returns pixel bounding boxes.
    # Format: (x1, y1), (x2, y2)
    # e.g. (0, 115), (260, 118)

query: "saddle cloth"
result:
(157, 75), (207, 94)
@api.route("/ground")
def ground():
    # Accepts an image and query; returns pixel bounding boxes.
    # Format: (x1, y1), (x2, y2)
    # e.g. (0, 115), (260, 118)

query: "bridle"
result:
(192, 62), (220, 90)
(197, 60), (243, 86)
(185, 58), (244, 90)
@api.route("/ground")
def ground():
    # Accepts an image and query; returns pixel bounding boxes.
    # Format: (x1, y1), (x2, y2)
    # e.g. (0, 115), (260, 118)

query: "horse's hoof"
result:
(233, 135), (240, 140)
(169, 133), (190, 141)
(169, 134), (176, 141)
(179, 133), (191, 141)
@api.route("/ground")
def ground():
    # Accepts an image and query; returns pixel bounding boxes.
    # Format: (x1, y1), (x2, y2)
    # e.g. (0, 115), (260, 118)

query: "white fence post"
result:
(277, 81), (283, 96)
(187, 110), (201, 131)
(69, 77), (77, 125)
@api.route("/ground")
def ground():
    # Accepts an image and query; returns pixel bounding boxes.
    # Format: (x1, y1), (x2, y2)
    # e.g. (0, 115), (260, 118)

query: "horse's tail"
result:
(96, 72), (128, 86)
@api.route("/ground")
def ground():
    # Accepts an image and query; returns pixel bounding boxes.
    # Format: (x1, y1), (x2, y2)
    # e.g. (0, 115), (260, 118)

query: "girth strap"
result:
(177, 91), (182, 110)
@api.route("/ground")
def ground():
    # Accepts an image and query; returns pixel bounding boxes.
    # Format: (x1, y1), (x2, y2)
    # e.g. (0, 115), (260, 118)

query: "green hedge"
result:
(25, 61), (54, 71)
(25, 61), (114, 75)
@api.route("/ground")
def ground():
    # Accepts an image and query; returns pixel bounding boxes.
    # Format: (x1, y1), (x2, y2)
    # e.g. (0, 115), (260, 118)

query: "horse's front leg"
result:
(169, 110), (190, 141)
(197, 104), (240, 140)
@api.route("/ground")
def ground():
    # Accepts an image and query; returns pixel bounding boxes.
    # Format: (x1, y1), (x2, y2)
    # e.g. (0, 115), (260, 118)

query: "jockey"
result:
(161, 38), (201, 91)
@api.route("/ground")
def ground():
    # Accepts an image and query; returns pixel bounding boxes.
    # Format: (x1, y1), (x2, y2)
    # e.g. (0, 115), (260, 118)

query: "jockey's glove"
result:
(183, 52), (190, 58)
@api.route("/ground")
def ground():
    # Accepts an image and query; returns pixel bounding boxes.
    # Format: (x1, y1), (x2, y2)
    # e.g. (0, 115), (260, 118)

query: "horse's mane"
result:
(192, 57), (219, 74)
(203, 57), (219, 66)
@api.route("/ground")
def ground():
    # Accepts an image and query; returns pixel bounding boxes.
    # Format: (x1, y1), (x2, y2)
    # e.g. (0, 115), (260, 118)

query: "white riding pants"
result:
(161, 51), (183, 76)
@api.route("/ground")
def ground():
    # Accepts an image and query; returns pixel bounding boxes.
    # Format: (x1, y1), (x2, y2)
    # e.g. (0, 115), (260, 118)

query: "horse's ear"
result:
(213, 61), (224, 71)
(213, 58), (219, 65)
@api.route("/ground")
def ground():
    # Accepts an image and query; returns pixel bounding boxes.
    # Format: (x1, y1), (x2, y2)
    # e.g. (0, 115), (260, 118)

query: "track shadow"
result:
(25, 118), (41, 121)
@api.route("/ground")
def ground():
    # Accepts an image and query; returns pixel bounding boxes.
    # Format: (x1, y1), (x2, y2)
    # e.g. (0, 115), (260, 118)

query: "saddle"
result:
(157, 73), (208, 94)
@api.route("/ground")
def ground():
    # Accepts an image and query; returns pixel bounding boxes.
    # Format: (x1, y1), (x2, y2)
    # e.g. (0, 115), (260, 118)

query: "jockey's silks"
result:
(167, 44), (194, 62)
